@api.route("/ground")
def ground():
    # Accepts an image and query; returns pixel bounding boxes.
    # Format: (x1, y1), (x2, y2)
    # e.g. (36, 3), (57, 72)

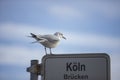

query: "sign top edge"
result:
(42, 53), (110, 61)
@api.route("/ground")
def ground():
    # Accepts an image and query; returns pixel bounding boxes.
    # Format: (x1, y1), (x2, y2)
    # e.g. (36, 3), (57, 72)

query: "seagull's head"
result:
(54, 32), (66, 40)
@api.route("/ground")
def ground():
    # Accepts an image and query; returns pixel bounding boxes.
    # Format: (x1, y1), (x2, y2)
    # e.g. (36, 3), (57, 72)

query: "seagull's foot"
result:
(45, 47), (48, 55)
(49, 48), (53, 55)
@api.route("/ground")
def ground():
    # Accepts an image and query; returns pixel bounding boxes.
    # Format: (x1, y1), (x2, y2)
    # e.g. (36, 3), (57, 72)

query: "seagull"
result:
(29, 32), (66, 54)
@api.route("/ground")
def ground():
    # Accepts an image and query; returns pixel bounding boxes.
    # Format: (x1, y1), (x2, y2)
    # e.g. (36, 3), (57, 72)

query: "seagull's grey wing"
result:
(42, 35), (59, 43)
(31, 34), (48, 42)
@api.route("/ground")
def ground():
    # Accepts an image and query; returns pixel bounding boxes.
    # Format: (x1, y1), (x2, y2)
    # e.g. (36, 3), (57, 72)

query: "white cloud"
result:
(50, 1), (120, 20)
(0, 44), (44, 66)
(110, 53), (120, 80)
(48, 5), (83, 19)
(44, 1), (120, 20)
(82, 1), (120, 19)
(64, 32), (120, 49)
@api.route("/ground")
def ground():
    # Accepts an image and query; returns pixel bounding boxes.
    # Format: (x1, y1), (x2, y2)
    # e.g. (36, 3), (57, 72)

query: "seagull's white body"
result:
(30, 32), (66, 54)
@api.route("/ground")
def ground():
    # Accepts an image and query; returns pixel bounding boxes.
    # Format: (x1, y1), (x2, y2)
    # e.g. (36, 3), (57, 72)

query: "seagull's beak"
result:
(62, 36), (66, 40)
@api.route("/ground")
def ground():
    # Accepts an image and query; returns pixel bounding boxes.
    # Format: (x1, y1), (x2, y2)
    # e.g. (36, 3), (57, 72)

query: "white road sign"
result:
(41, 53), (110, 80)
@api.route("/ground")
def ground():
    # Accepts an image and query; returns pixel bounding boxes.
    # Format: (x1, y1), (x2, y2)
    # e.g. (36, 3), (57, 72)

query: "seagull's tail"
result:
(30, 33), (37, 38)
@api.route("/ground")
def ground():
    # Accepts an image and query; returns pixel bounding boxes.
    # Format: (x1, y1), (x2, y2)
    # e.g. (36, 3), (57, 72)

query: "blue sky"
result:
(0, 0), (120, 80)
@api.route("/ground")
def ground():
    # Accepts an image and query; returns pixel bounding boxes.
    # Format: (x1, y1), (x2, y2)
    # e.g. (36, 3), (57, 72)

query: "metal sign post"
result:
(27, 60), (41, 80)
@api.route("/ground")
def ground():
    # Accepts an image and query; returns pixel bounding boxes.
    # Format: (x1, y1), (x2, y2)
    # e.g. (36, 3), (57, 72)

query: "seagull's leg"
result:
(50, 48), (52, 54)
(45, 47), (47, 55)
